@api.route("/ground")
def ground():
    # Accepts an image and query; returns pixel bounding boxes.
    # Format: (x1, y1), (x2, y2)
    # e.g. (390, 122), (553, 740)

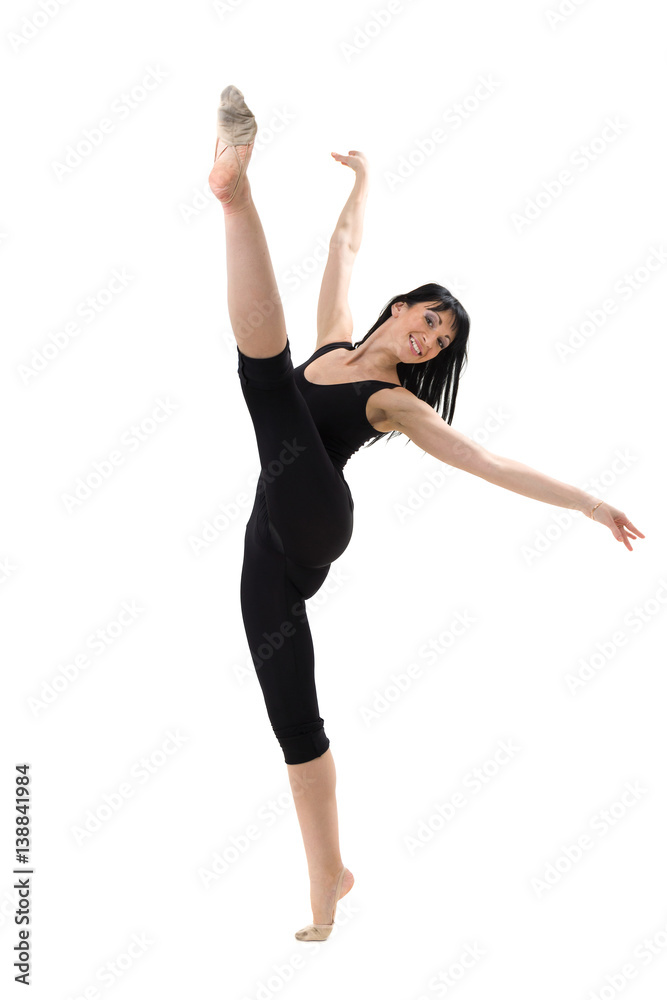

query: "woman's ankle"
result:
(309, 863), (344, 884)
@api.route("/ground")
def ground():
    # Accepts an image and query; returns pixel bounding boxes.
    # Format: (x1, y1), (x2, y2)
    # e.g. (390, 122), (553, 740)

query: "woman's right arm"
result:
(315, 151), (369, 350)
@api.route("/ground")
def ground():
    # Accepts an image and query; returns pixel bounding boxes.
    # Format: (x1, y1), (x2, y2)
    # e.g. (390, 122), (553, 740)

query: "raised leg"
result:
(210, 150), (287, 360)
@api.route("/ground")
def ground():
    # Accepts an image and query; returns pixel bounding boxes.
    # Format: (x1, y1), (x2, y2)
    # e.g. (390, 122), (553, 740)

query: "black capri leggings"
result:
(236, 337), (354, 764)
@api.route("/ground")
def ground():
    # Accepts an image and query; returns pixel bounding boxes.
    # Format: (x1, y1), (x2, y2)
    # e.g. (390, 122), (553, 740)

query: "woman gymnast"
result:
(208, 85), (644, 941)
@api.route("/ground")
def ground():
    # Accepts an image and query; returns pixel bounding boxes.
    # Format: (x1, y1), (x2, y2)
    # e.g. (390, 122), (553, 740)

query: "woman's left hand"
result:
(590, 501), (645, 551)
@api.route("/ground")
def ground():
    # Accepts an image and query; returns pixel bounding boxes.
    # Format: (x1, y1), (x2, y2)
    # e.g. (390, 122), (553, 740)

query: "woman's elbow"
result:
(468, 448), (500, 482)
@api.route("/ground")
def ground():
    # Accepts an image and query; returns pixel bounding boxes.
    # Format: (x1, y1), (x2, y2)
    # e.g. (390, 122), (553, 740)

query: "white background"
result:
(1, 0), (665, 997)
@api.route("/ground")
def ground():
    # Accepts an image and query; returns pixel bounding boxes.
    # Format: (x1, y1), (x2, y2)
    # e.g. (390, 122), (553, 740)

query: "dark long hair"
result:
(353, 282), (470, 447)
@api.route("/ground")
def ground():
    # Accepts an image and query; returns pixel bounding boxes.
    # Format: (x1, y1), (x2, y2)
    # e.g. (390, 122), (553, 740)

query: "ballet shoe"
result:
(212, 84), (257, 205)
(294, 866), (347, 941)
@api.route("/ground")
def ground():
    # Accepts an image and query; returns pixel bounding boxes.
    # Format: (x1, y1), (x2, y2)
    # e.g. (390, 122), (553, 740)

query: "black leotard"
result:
(292, 340), (402, 473)
(236, 337), (403, 764)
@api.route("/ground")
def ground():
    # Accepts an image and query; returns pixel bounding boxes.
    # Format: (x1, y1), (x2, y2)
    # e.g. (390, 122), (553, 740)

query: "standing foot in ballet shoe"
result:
(294, 866), (354, 941)
(208, 84), (257, 206)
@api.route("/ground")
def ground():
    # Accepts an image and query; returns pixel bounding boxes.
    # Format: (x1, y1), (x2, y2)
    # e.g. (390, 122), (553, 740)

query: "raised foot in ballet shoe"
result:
(294, 867), (354, 941)
(208, 84), (258, 205)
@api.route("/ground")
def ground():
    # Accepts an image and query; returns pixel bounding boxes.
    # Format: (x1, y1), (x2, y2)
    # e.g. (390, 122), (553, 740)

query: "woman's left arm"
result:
(479, 450), (644, 550)
(328, 150), (369, 250)
(384, 391), (645, 550)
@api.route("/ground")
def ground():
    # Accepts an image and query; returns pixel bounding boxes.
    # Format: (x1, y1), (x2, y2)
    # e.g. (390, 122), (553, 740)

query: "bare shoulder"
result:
(314, 334), (353, 351)
(367, 385), (432, 433)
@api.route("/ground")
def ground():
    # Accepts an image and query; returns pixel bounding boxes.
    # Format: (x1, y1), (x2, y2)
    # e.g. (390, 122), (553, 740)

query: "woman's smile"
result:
(409, 333), (423, 356)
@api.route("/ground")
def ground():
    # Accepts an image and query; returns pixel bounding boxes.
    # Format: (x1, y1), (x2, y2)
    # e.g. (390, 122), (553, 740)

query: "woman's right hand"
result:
(331, 150), (368, 178)
(590, 501), (645, 550)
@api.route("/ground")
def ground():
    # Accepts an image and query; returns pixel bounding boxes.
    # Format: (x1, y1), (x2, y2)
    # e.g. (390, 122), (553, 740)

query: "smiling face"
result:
(391, 300), (457, 363)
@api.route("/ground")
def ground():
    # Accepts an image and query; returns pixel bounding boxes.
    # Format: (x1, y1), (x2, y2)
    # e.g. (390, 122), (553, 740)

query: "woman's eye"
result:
(426, 315), (434, 328)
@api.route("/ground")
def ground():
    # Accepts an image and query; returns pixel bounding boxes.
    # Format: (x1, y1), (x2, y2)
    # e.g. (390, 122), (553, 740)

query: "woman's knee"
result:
(273, 719), (330, 765)
(237, 338), (292, 390)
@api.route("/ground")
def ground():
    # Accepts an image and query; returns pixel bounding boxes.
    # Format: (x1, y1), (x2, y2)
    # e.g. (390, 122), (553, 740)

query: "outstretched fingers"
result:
(615, 517), (645, 551)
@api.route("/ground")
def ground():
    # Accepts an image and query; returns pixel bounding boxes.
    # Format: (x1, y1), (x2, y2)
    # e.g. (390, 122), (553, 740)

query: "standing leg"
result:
(240, 481), (355, 926)
(287, 754), (355, 924)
